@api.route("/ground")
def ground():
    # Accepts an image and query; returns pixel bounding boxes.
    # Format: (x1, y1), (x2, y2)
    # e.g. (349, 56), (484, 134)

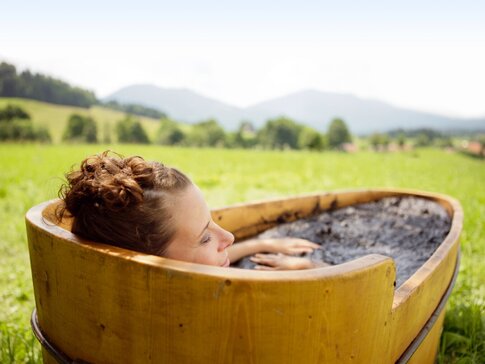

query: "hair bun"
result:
(61, 152), (149, 216)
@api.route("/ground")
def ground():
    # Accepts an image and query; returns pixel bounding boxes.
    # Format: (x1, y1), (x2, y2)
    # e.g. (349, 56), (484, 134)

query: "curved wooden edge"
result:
(26, 187), (462, 288)
(26, 198), (395, 283)
(395, 249), (461, 364)
(31, 309), (73, 364)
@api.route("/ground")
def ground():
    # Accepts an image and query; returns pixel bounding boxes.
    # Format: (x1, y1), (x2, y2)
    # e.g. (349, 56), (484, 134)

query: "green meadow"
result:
(0, 98), (161, 143)
(0, 144), (484, 363)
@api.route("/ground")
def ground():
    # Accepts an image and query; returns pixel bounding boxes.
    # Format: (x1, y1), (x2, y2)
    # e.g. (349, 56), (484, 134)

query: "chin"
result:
(220, 256), (230, 267)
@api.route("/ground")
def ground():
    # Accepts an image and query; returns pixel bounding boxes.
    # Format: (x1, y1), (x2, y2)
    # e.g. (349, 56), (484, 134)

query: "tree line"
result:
(7, 103), (474, 152)
(0, 62), (97, 108)
(62, 112), (352, 150)
(0, 61), (169, 119)
(367, 128), (454, 150)
(101, 100), (167, 119)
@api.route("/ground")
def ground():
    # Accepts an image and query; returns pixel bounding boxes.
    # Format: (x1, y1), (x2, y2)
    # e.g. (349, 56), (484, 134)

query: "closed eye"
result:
(200, 234), (212, 245)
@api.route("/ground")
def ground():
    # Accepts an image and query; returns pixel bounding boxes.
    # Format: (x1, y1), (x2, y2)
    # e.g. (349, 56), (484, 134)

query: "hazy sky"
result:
(2, 1), (484, 117)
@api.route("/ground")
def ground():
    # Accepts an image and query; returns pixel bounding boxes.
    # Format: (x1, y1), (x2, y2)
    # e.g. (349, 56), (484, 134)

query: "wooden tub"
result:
(26, 189), (462, 364)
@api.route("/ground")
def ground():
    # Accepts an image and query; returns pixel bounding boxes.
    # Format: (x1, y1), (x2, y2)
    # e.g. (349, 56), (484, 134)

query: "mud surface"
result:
(233, 197), (451, 287)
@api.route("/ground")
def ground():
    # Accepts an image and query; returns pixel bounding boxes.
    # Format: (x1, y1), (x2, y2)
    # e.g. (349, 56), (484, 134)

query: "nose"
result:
(217, 224), (234, 251)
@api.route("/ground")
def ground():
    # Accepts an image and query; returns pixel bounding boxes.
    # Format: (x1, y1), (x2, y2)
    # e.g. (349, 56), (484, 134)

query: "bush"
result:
(298, 127), (324, 150)
(116, 115), (150, 144)
(186, 119), (225, 147)
(369, 133), (390, 151)
(0, 105), (30, 121)
(226, 121), (258, 149)
(156, 119), (185, 145)
(0, 105), (51, 142)
(62, 114), (98, 143)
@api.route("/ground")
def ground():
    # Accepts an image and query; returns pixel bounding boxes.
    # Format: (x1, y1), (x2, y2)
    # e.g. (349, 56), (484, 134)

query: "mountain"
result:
(105, 84), (242, 130)
(245, 89), (485, 134)
(105, 85), (485, 134)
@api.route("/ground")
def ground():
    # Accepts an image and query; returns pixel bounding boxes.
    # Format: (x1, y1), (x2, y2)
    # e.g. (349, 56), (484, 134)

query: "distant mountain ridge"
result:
(105, 84), (485, 134)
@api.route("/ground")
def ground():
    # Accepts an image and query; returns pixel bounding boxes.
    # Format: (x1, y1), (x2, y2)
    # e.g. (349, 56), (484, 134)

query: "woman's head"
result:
(59, 151), (234, 265)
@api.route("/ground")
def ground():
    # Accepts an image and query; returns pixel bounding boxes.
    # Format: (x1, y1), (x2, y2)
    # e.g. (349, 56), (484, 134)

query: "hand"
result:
(250, 253), (315, 270)
(262, 238), (320, 255)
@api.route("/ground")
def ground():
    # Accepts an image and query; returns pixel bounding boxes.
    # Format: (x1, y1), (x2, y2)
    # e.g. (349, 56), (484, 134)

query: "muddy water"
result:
(233, 197), (451, 287)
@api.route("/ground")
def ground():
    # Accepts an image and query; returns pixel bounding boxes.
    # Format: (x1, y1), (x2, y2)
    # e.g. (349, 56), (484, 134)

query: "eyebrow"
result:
(197, 220), (210, 239)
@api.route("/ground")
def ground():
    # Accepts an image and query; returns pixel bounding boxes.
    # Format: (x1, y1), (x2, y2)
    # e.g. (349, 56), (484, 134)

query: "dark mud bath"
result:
(233, 196), (451, 287)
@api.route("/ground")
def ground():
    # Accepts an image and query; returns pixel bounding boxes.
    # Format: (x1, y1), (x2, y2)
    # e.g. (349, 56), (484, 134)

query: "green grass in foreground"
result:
(0, 144), (483, 363)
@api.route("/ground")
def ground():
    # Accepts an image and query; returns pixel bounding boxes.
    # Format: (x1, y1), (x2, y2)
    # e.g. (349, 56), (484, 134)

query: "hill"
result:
(105, 85), (485, 134)
(105, 84), (241, 130)
(0, 98), (161, 143)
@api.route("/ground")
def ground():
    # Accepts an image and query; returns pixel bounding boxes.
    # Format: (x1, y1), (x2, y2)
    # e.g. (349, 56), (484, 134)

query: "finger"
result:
(251, 258), (279, 267)
(296, 241), (320, 249)
(290, 247), (315, 253)
(253, 253), (279, 259)
(254, 265), (277, 271)
(250, 256), (274, 264)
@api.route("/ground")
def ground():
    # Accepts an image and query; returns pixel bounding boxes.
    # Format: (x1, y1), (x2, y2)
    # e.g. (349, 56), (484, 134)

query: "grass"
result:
(0, 144), (483, 363)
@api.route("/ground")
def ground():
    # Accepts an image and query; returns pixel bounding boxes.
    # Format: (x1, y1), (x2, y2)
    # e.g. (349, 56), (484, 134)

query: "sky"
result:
(1, 1), (485, 118)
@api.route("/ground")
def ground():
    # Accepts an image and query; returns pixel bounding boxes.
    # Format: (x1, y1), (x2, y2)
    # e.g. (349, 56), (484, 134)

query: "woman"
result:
(59, 151), (324, 270)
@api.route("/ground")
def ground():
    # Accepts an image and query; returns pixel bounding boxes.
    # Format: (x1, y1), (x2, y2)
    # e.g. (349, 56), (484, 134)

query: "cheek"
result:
(193, 241), (221, 265)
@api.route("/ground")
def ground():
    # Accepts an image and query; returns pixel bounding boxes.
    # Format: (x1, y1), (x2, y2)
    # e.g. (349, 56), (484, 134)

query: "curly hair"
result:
(58, 151), (191, 255)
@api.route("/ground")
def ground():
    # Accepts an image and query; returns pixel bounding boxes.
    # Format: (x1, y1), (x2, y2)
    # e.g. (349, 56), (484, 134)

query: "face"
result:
(163, 184), (234, 267)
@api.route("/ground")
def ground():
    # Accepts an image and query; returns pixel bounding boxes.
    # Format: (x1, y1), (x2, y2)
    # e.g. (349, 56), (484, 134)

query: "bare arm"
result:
(227, 238), (320, 263)
(250, 254), (331, 270)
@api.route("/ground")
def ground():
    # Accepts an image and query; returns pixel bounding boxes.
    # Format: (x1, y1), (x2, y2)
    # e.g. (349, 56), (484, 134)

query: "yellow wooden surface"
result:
(41, 348), (57, 364)
(26, 189), (462, 363)
(407, 308), (446, 364)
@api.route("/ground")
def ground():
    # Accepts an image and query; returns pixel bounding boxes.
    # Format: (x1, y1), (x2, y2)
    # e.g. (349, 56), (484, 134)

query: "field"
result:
(0, 144), (484, 363)
(0, 98), (161, 143)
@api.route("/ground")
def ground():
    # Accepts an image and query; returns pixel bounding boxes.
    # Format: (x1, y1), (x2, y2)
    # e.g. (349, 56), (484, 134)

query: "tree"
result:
(0, 104), (30, 121)
(187, 119), (226, 147)
(435, 136), (453, 148)
(103, 100), (168, 119)
(369, 133), (381, 150)
(63, 114), (98, 143)
(298, 127), (324, 150)
(478, 135), (485, 157)
(396, 133), (406, 148)
(102, 123), (112, 144)
(257, 117), (302, 149)
(0, 104), (51, 142)
(414, 133), (432, 147)
(0, 62), (18, 96)
(0, 61), (97, 108)
(116, 115), (150, 144)
(369, 133), (391, 151)
(327, 118), (351, 149)
(157, 119), (185, 145)
(230, 121), (257, 148)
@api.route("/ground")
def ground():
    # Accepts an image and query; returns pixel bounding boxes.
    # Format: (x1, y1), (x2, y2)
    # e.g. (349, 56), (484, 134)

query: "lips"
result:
(221, 256), (230, 267)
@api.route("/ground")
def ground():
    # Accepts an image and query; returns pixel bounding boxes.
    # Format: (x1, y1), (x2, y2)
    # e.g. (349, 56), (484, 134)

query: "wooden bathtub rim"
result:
(27, 198), (396, 283)
(27, 187), (462, 292)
